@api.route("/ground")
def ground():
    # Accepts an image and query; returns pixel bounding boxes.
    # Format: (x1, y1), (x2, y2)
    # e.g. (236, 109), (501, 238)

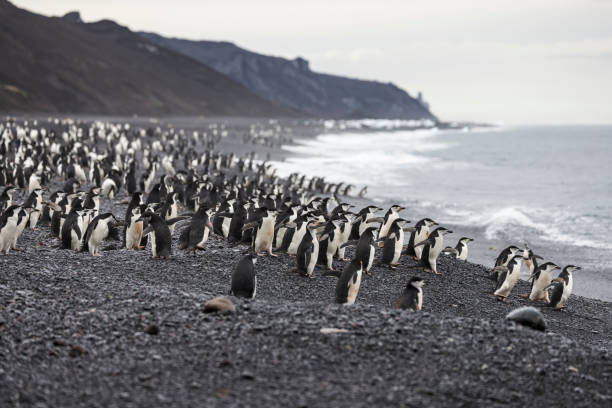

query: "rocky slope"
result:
(0, 1), (292, 117)
(141, 32), (436, 121)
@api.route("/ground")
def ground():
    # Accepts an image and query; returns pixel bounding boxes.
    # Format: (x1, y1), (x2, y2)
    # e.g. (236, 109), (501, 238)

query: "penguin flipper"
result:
(322, 270), (342, 278)
(166, 216), (191, 226)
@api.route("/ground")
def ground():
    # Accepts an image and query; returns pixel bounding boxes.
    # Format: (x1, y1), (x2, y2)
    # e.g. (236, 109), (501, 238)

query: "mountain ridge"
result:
(0, 1), (294, 117)
(141, 31), (436, 120)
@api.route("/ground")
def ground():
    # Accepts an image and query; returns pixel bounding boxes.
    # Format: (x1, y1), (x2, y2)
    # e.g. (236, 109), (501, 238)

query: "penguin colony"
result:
(0, 118), (582, 313)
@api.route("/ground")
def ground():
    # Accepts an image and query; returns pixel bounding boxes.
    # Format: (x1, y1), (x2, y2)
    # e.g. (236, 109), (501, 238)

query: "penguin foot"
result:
(389, 264), (398, 269)
(30, 227), (40, 231)
(257, 252), (266, 256)
(268, 252), (278, 257)
(137, 245), (145, 250)
(340, 258), (349, 262)
(496, 296), (507, 302)
(11, 247), (21, 251)
(92, 253), (101, 257)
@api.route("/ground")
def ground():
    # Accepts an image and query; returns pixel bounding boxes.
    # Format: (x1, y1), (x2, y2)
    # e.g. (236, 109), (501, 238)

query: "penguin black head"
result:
(390, 204), (405, 212)
(539, 262), (560, 272)
(432, 227), (452, 236)
(459, 237), (474, 243)
(564, 265), (582, 273)
(408, 277), (425, 289)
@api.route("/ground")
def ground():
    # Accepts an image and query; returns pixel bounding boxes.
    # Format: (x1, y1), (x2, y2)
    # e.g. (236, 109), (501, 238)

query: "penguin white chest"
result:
(346, 269), (363, 305)
(255, 217), (275, 252)
(392, 229), (404, 264)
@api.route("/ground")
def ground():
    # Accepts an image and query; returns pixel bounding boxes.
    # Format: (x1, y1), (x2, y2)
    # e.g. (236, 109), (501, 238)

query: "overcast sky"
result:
(13, 0), (612, 124)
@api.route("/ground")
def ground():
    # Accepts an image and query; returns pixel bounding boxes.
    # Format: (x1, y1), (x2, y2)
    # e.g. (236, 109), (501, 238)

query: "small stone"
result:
(320, 327), (349, 334)
(145, 324), (159, 335)
(203, 296), (236, 313)
(506, 306), (547, 331)
(69, 344), (86, 357)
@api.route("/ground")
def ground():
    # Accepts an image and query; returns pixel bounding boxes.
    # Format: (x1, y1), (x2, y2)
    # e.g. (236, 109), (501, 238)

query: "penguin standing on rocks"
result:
(0, 206), (20, 253)
(350, 205), (381, 239)
(124, 205), (145, 250)
(335, 259), (364, 305)
(443, 237), (474, 261)
(243, 208), (278, 256)
(378, 205), (405, 243)
(293, 220), (322, 278)
(489, 245), (523, 280)
(11, 206), (33, 251)
(138, 212), (189, 259)
(405, 218), (438, 259)
(317, 216), (346, 271)
(341, 224), (380, 274)
(414, 227), (452, 274)
(179, 206), (214, 252)
(546, 265), (581, 310)
(393, 277), (425, 311)
(379, 218), (412, 269)
(82, 213), (121, 256)
(230, 253), (257, 299)
(495, 245), (522, 267)
(23, 187), (44, 230)
(493, 255), (523, 301)
(528, 262), (560, 303)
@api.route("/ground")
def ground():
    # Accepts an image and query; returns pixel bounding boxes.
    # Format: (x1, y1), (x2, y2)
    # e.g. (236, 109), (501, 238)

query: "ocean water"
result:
(272, 125), (612, 301)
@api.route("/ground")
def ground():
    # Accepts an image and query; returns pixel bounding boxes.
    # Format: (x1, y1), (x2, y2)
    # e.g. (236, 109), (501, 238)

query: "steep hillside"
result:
(141, 32), (436, 120)
(0, 2), (293, 117)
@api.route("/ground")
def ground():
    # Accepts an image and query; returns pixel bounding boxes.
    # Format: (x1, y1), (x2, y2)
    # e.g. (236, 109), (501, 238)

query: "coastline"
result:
(1, 117), (611, 407)
(270, 124), (612, 302)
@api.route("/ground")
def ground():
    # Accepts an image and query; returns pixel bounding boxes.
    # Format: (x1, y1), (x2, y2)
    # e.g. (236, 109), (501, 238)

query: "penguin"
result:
(179, 206), (214, 252)
(528, 262), (560, 303)
(11, 206), (33, 251)
(336, 212), (354, 261)
(317, 216), (346, 271)
(0, 206), (21, 254)
(393, 277), (425, 311)
(522, 244), (543, 283)
(379, 218), (410, 269)
(490, 245), (523, 281)
(493, 255), (523, 301)
(293, 220), (322, 278)
(160, 192), (181, 234)
(82, 213), (120, 256)
(286, 215), (312, 256)
(335, 259), (364, 305)
(138, 212), (189, 259)
(414, 227), (453, 274)
(0, 186), (16, 212)
(350, 205), (382, 239)
(378, 204), (405, 243)
(23, 187), (44, 230)
(60, 209), (86, 251)
(405, 218), (438, 259)
(125, 205), (145, 250)
(495, 245), (522, 267)
(341, 225), (379, 274)
(546, 265), (581, 310)
(229, 253), (257, 299)
(442, 237), (474, 261)
(243, 208), (278, 256)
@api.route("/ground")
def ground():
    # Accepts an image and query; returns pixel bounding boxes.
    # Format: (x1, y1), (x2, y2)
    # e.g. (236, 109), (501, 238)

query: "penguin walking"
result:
(413, 227), (453, 274)
(230, 253), (257, 299)
(379, 218), (411, 269)
(335, 259), (364, 305)
(442, 237), (474, 261)
(60, 209), (86, 251)
(293, 220), (322, 278)
(546, 265), (581, 310)
(405, 218), (437, 260)
(82, 213), (120, 256)
(489, 245), (523, 280)
(179, 206), (214, 252)
(493, 255), (523, 301)
(528, 262), (560, 303)
(393, 277), (425, 311)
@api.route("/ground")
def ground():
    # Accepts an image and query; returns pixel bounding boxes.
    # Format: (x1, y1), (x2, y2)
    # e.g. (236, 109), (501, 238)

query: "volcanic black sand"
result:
(1, 120), (611, 407)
